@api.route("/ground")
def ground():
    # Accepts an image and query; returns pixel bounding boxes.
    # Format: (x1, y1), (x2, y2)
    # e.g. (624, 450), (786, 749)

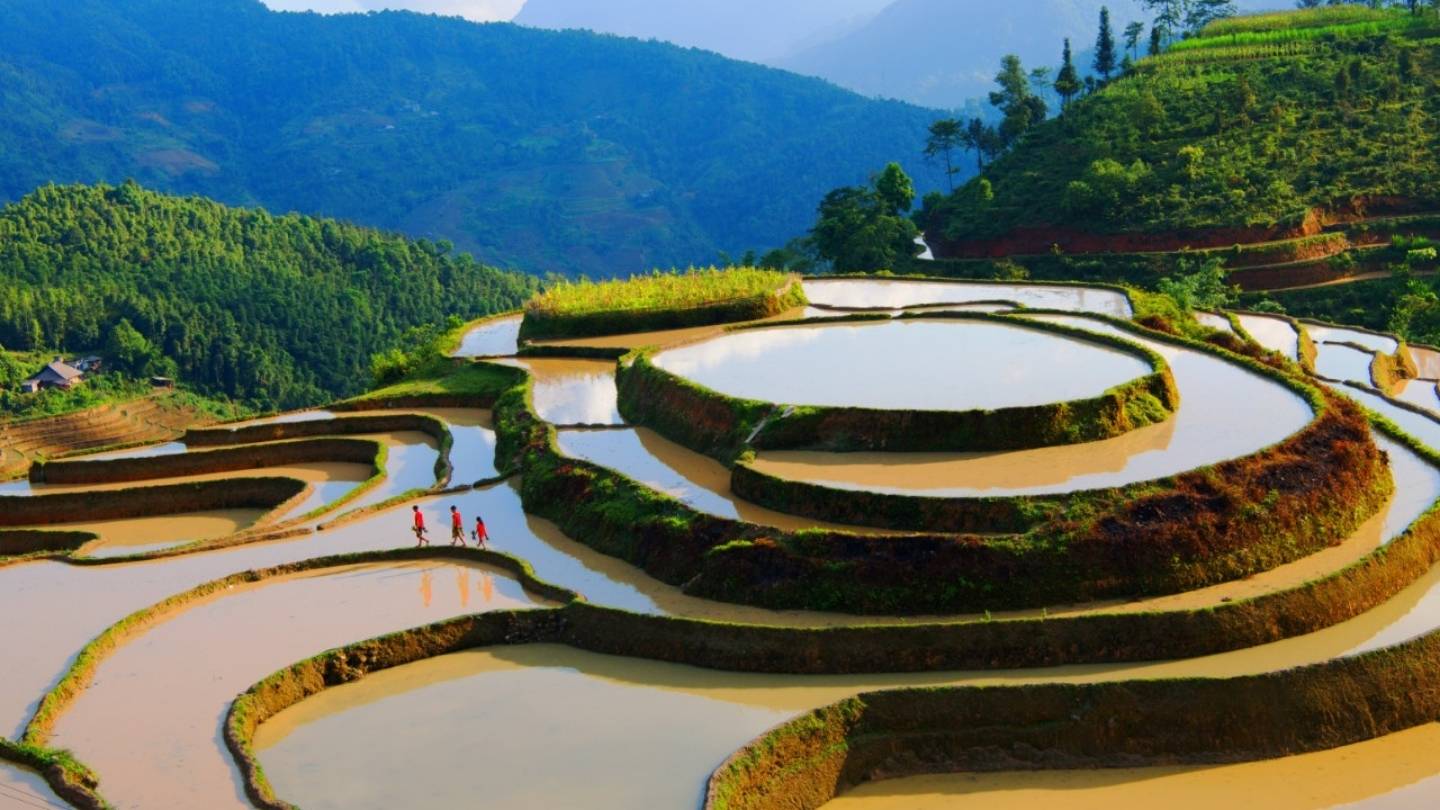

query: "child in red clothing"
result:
(412, 506), (428, 547)
(473, 515), (490, 549)
(449, 505), (465, 547)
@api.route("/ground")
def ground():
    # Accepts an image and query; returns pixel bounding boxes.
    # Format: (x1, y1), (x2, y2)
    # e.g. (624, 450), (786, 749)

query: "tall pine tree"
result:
(1094, 6), (1117, 81)
(1055, 39), (1082, 112)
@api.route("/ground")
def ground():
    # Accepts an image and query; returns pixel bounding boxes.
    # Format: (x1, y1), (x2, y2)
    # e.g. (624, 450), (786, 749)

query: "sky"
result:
(261, 0), (524, 22)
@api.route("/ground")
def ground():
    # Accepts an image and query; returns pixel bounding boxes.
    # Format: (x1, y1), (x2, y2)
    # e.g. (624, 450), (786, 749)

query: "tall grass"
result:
(1202, 6), (1398, 37)
(1173, 17), (1418, 53)
(526, 267), (793, 316)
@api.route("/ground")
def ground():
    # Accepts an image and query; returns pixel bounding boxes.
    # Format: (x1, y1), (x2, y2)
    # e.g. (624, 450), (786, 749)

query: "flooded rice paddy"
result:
(801, 279), (1132, 317)
(495, 358), (622, 425)
(451, 315), (521, 358)
(1316, 342), (1378, 385)
(1236, 313), (1300, 359)
(652, 320), (1153, 412)
(12, 280), (1440, 809)
(48, 561), (548, 809)
(0, 761), (65, 809)
(749, 313), (1313, 497)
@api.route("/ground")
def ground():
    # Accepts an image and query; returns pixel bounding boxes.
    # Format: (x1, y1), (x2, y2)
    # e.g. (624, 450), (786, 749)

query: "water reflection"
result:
(495, 359), (622, 425)
(803, 279), (1133, 317)
(752, 314), (1312, 497)
(1236, 314), (1299, 360)
(653, 320), (1152, 412)
(452, 315), (521, 358)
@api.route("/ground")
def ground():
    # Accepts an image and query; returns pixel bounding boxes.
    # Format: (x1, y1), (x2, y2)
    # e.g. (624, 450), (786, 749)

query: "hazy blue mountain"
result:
(781, 0), (1285, 108)
(514, 0), (891, 62)
(0, 0), (942, 277)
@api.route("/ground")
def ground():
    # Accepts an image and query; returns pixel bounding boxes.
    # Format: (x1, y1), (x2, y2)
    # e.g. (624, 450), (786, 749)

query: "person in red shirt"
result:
(473, 515), (490, 549)
(449, 505), (466, 547)
(412, 505), (428, 547)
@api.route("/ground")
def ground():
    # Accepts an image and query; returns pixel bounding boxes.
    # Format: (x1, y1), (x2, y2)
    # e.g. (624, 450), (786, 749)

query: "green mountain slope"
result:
(0, 183), (536, 409)
(924, 7), (1440, 257)
(0, 0), (942, 277)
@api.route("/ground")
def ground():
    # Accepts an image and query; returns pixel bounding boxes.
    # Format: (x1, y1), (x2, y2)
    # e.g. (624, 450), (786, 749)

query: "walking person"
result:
(450, 505), (466, 547)
(473, 514), (490, 549)
(412, 505), (429, 547)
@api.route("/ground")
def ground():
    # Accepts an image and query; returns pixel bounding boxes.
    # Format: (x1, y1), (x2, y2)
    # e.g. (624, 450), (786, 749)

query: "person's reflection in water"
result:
(480, 571), (494, 604)
(457, 568), (471, 609)
(420, 569), (433, 608)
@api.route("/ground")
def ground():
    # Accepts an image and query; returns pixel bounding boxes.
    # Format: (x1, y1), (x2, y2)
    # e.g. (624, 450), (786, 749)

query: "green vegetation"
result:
(0, 183), (536, 411)
(352, 363), (526, 408)
(521, 267), (806, 339)
(811, 163), (923, 272)
(923, 6), (1440, 248)
(528, 268), (793, 317)
(0, 0), (942, 279)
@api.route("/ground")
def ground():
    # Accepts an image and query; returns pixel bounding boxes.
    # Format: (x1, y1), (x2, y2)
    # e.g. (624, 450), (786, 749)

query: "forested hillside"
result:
(0, 183), (536, 409)
(0, 0), (941, 277)
(923, 6), (1440, 255)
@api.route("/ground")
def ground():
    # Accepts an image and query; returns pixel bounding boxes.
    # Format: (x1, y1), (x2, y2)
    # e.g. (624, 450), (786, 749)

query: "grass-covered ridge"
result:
(529, 268), (793, 315)
(0, 183), (537, 410)
(924, 6), (1440, 255)
(520, 267), (807, 339)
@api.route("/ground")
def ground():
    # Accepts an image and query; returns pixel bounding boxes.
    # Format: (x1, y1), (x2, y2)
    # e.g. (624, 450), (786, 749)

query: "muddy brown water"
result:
(652, 319), (1152, 412)
(252, 570), (1440, 810)
(827, 723), (1440, 809)
(46, 561), (549, 809)
(1236, 313), (1300, 360)
(494, 358), (622, 425)
(801, 279), (1133, 318)
(555, 427), (902, 535)
(749, 314), (1313, 497)
(451, 315), (521, 358)
(7, 509), (266, 560)
(0, 760), (65, 809)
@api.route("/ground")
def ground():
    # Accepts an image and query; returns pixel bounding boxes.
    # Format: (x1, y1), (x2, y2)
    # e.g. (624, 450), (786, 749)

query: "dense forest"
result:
(0, 183), (536, 409)
(922, 7), (1440, 246)
(0, 0), (941, 278)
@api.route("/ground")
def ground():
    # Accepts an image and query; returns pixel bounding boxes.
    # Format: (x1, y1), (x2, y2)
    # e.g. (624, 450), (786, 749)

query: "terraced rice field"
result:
(5, 278), (1440, 809)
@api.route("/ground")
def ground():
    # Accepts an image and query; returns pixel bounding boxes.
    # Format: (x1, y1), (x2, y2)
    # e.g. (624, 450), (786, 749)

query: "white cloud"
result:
(261, 0), (525, 23)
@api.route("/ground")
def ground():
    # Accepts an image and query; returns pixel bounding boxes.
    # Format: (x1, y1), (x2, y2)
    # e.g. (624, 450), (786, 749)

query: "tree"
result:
(1094, 7), (1118, 81)
(989, 54), (1047, 147)
(1124, 21), (1146, 60)
(811, 167), (921, 273)
(924, 119), (965, 192)
(874, 162), (916, 216)
(106, 318), (172, 378)
(1185, 0), (1237, 34)
(961, 117), (1000, 172)
(1055, 38), (1083, 112)
(1148, 24), (1164, 56)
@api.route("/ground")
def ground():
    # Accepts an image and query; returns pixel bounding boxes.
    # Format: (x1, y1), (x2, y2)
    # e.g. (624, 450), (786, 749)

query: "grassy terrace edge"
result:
(616, 311), (1180, 458)
(497, 314), (1392, 612)
(519, 269), (808, 340)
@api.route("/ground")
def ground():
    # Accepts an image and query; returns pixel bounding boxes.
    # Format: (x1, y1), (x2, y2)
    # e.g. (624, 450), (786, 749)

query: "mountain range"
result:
(518, 0), (1285, 108)
(0, 0), (942, 278)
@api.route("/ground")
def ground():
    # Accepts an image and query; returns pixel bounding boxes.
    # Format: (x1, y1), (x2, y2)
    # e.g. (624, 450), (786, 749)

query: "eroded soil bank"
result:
(826, 723), (1440, 810)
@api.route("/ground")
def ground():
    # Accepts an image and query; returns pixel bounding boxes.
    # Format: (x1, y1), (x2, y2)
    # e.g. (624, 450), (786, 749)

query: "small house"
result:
(22, 359), (85, 393)
(150, 376), (175, 390)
